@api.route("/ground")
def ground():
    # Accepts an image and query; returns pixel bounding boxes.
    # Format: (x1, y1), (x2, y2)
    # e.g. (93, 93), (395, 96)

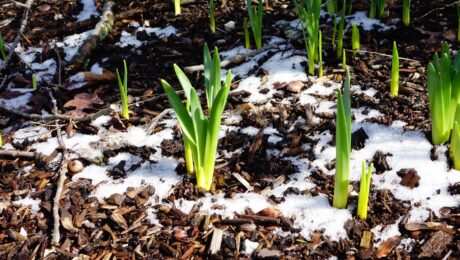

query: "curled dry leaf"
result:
(64, 93), (104, 116)
(61, 208), (78, 233)
(375, 236), (400, 259)
(404, 222), (455, 234)
(257, 208), (282, 218)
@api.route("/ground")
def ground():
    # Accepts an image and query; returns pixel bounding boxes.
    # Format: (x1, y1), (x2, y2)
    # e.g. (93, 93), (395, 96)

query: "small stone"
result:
(397, 168), (420, 188)
(223, 236), (236, 250)
(68, 160), (84, 173)
(106, 193), (125, 206)
(256, 248), (281, 259)
(139, 185), (155, 198)
(224, 21), (235, 32)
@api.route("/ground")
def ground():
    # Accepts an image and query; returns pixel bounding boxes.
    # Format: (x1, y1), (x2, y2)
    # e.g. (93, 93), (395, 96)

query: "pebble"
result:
(243, 239), (259, 255)
(224, 21), (235, 32)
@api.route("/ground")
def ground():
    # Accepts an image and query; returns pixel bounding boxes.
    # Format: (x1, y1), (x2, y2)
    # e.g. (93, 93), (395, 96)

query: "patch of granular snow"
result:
(117, 31), (143, 48)
(75, 0), (99, 21)
(13, 197), (41, 213)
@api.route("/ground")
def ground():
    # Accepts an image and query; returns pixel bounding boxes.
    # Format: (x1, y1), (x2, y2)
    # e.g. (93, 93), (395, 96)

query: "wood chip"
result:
(375, 236), (400, 258)
(208, 228), (224, 255)
(360, 231), (372, 248)
(419, 231), (452, 258)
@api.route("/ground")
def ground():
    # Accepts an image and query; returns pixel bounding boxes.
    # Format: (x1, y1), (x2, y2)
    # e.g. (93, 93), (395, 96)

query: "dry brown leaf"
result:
(375, 236), (400, 258)
(61, 208), (78, 232)
(257, 208), (282, 218)
(64, 93), (104, 116)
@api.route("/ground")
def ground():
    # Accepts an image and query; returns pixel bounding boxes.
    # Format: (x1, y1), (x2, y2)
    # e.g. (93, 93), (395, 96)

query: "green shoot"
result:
(209, 0), (216, 33)
(116, 60), (129, 120)
(342, 49), (347, 70)
(369, 0), (376, 18)
(452, 121), (460, 169)
(333, 68), (352, 209)
(0, 32), (6, 60)
(161, 45), (232, 191)
(337, 0), (346, 59)
(390, 41), (399, 97)
(357, 162), (373, 220)
(243, 18), (251, 49)
(370, 0), (386, 18)
(0, 132), (3, 147)
(174, 0), (181, 16)
(332, 16), (337, 49)
(246, 0), (263, 49)
(319, 30), (323, 78)
(426, 42), (460, 144)
(377, 0), (386, 18)
(402, 0), (411, 26)
(326, 0), (338, 14)
(297, 0), (321, 75)
(457, 4), (460, 42)
(352, 24), (360, 54)
(32, 74), (37, 91)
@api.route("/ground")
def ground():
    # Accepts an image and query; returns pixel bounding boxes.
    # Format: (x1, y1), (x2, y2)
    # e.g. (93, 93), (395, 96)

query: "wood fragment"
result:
(376, 237), (400, 259)
(232, 172), (253, 191)
(208, 228), (224, 255)
(360, 231), (372, 248)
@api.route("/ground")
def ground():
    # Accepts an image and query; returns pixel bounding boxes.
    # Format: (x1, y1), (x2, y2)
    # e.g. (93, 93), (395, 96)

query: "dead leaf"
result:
(61, 208), (78, 232)
(286, 80), (303, 93)
(404, 222), (455, 233)
(64, 93), (104, 116)
(257, 208), (282, 218)
(375, 236), (400, 258)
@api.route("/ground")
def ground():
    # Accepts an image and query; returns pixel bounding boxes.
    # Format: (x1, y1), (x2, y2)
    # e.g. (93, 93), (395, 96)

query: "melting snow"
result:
(75, 0), (99, 21)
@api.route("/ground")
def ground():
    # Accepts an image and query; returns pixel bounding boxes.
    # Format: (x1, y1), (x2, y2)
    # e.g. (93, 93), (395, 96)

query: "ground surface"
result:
(0, 0), (460, 259)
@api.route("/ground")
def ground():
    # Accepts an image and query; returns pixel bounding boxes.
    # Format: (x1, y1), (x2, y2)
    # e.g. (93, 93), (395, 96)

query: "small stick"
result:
(184, 44), (279, 73)
(0, 150), (37, 159)
(344, 49), (420, 63)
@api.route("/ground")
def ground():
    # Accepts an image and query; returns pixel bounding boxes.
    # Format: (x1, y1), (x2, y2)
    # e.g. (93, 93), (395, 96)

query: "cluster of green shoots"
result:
(295, 0), (321, 76)
(245, 0), (263, 49)
(161, 44), (232, 191)
(426, 42), (460, 145)
(391, 42), (399, 97)
(369, 0), (386, 19)
(116, 60), (130, 120)
(333, 68), (351, 209)
(0, 32), (6, 60)
(402, 0), (411, 26)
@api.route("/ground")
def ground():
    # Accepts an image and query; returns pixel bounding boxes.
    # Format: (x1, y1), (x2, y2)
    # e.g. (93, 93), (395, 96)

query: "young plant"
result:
(357, 162), (373, 220)
(390, 41), (399, 97)
(333, 68), (352, 209)
(116, 60), (129, 120)
(243, 18), (251, 49)
(209, 0), (216, 33)
(402, 0), (411, 26)
(332, 16), (338, 48)
(0, 132), (3, 147)
(0, 32), (6, 60)
(246, 0), (263, 49)
(370, 0), (386, 18)
(457, 3), (460, 42)
(161, 45), (232, 191)
(32, 74), (37, 91)
(351, 24), (360, 54)
(337, 0), (346, 59)
(297, 0), (321, 75)
(174, 0), (181, 16)
(451, 121), (460, 169)
(319, 30), (323, 78)
(369, 0), (376, 18)
(426, 42), (460, 144)
(326, 0), (338, 14)
(342, 49), (347, 70)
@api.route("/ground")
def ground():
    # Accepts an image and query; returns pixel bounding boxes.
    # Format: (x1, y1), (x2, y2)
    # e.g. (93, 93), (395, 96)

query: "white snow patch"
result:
(117, 31), (143, 48)
(75, 0), (99, 21)
(56, 30), (92, 61)
(13, 197), (41, 213)
(13, 126), (50, 143)
(90, 63), (104, 74)
(347, 11), (396, 31)
(72, 165), (109, 185)
(139, 25), (177, 37)
(371, 218), (402, 246)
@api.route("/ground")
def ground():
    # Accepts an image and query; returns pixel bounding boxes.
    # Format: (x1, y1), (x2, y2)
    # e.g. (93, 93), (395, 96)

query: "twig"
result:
(0, 150), (37, 159)
(344, 49), (420, 63)
(144, 108), (172, 135)
(413, 1), (460, 22)
(0, 0), (34, 71)
(65, 1), (115, 73)
(184, 44), (279, 73)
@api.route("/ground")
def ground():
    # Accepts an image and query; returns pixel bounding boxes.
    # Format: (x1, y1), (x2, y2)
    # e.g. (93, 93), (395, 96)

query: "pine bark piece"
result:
(65, 1), (115, 73)
(419, 231), (452, 258)
(375, 236), (400, 258)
